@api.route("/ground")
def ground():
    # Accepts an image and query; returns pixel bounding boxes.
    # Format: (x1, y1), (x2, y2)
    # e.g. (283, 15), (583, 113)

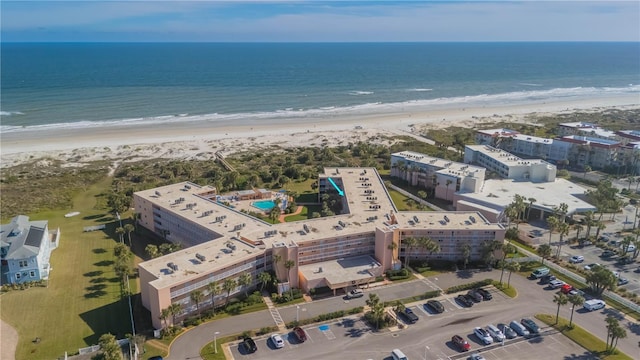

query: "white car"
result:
(270, 333), (285, 349)
(583, 299), (606, 311)
(470, 353), (486, 360)
(346, 288), (364, 299)
(622, 244), (636, 253)
(569, 255), (584, 263)
(474, 327), (493, 345)
(583, 263), (601, 271)
(486, 324), (505, 342)
(548, 279), (565, 289)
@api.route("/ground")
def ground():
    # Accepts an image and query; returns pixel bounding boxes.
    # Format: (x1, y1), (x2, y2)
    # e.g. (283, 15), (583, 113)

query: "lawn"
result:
(0, 178), (135, 360)
(284, 205), (321, 222)
(388, 189), (427, 211)
(535, 314), (632, 360)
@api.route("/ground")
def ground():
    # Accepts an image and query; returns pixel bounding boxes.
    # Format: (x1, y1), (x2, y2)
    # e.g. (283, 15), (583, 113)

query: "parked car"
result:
(617, 257), (634, 265)
(530, 267), (550, 279)
(601, 250), (616, 258)
(583, 263), (601, 271)
(475, 288), (493, 300)
(474, 327), (493, 345)
(548, 279), (565, 289)
(498, 323), (517, 339)
(509, 320), (530, 336)
(292, 326), (307, 342)
(618, 277), (629, 286)
(452, 334), (471, 352)
(539, 274), (557, 284)
(456, 294), (474, 307)
(241, 337), (257, 353)
(521, 318), (540, 334)
(486, 324), (505, 342)
(622, 244), (637, 253)
(467, 289), (483, 302)
(560, 284), (575, 294)
(270, 333), (284, 349)
(148, 357), (163, 360)
(346, 288), (364, 299)
(400, 307), (419, 324)
(583, 299), (606, 311)
(469, 354), (486, 360)
(569, 255), (585, 263)
(425, 299), (445, 313)
(463, 294), (476, 304)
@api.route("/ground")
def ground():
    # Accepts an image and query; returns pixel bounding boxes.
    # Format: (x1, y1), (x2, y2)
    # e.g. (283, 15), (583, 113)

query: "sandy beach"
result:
(1, 95), (638, 170)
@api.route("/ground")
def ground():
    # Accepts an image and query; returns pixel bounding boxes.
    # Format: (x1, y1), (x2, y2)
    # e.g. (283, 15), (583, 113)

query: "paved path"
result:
(1, 320), (18, 360)
(278, 204), (303, 222)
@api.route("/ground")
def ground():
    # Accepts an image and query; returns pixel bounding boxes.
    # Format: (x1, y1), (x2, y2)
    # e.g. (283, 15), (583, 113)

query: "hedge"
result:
(444, 279), (493, 294)
(285, 306), (364, 328)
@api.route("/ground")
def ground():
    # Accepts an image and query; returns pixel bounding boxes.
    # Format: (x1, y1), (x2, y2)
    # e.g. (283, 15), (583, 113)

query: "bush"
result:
(183, 316), (203, 327)
(445, 279), (493, 294)
(285, 307), (362, 328)
(273, 288), (304, 304)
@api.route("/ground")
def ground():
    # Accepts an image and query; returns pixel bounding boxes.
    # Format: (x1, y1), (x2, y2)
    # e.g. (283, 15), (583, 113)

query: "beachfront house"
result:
(1, 215), (59, 285)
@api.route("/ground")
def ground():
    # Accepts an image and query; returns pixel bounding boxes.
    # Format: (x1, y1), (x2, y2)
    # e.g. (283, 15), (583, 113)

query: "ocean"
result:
(1, 42), (639, 133)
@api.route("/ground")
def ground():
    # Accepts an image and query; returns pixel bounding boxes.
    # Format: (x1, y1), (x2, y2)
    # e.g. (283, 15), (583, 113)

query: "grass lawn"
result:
(535, 314), (632, 360)
(200, 335), (238, 360)
(388, 189), (426, 211)
(0, 178), (135, 360)
(283, 179), (315, 196)
(492, 281), (517, 298)
(284, 205), (321, 222)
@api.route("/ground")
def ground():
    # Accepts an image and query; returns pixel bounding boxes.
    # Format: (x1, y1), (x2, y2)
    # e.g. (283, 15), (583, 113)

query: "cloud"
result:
(2, 1), (638, 41)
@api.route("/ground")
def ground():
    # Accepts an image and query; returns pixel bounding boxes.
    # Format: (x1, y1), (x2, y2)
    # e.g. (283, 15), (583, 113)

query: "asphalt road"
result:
(165, 270), (640, 360)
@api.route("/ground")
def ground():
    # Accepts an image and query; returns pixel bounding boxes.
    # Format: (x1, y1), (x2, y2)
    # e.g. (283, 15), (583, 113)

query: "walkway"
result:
(278, 204), (304, 223)
(262, 292), (287, 331)
(1, 320), (18, 360)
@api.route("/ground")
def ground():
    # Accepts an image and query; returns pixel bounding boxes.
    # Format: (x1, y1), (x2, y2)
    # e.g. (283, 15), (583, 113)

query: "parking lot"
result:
(228, 287), (594, 360)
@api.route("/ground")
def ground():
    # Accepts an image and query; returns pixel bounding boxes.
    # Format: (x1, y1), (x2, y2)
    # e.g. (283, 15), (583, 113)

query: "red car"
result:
(452, 334), (471, 352)
(292, 326), (307, 342)
(560, 284), (574, 294)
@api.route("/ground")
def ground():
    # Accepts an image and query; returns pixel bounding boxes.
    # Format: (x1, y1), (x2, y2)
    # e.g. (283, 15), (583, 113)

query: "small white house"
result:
(1, 215), (59, 285)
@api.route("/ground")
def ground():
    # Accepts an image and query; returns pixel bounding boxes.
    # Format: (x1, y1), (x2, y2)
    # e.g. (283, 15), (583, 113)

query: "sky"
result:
(1, 1), (639, 42)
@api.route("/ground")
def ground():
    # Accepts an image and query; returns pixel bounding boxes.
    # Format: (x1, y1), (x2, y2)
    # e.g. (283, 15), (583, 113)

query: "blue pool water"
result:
(252, 200), (276, 211)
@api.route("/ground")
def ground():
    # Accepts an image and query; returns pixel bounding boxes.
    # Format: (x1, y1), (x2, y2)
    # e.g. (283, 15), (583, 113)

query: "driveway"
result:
(1, 320), (18, 360)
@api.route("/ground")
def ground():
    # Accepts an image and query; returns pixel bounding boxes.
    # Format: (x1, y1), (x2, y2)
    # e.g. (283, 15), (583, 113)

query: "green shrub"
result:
(445, 279), (493, 294)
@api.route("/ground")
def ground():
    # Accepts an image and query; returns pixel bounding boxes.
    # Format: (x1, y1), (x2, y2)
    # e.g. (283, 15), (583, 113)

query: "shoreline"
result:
(1, 95), (639, 169)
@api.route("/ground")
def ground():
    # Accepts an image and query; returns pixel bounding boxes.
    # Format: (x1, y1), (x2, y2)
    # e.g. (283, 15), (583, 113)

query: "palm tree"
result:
(387, 241), (398, 262)
(238, 273), (252, 297)
(460, 244), (471, 269)
(223, 278), (237, 305)
(284, 260), (295, 293)
(145, 244), (159, 259)
(553, 293), (568, 324)
(190, 290), (204, 315)
(258, 272), (271, 292)
(556, 222), (570, 258)
(402, 237), (417, 269)
(206, 281), (221, 312)
(418, 236), (440, 266)
(567, 293), (585, 328)
(537, 244), (552, 265)
(365, 293), (385, 330)
(526, 197), (537, 220)
(392, 301), (405, 326)
(159, 307), (171, 329)
(115, 226), (125, 243)
(168, 303), (182, 326)
(574, 224), (584, 243)
(505, 261), (520, 288)
(499, 243), (516, 284)
(546, 216), (559, 246)
(272, 254), (282, 280)
(445, 179), (453, 201)
(124, 223), (135, 246)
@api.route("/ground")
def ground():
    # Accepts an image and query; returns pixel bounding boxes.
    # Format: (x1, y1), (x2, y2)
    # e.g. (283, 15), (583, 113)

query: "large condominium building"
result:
(463, 145), (557, 182)
(134, 167), (505, 329)
(391, 151), (485, 201)
(558, 122), (618, 140)
(561, 135), (621, 170)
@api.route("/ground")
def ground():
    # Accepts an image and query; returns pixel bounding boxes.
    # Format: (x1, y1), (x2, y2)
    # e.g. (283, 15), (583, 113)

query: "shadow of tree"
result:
(456, 270), (474, 279)
(344, 327), (369, 337)
(602, 307), (625, 320)
(86, 284), (107, 292)
(90, 277), (108, 283)
(626, 321), (640, 336)
(562, 351), (600, 360)
(83, 270), (103, 277)
(92, 248), (107, 254)
(83, 214), (108, 221)
(527, 334), (544, 344)
(84, 290), (108, 299)
(94, 260), (114, 267)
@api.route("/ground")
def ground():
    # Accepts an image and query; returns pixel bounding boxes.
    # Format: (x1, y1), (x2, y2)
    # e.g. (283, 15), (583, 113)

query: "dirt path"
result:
(278, 205), (304, 223)
(1, 320), (18, 360)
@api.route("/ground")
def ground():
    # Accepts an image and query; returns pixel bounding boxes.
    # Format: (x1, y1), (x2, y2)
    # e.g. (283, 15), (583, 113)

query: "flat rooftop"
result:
(458, 178), (596, 215)
(465, 145), (549, 166)
(560, 135), (620, 146)
(298, 255), (381, 288)
(512, 133), (554, 144)
(560, 122), (617, 138)
(476, 128), (520, 137)
(392, 151), (484, 177)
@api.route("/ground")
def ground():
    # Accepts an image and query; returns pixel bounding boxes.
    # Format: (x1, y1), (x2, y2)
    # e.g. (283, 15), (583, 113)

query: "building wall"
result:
(5, 223), (49, 284)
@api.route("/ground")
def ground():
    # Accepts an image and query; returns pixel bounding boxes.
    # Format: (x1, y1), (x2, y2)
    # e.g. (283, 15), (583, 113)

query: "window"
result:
(19, 260), (28, 267)
(30, 271), (36, 277)
(16, 273), (21, 280)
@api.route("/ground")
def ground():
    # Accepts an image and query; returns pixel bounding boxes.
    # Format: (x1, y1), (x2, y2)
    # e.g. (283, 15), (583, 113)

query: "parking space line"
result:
(417, 304), (433, 316)
(447, 297), (463, 309)
(322, 329), (336, 340)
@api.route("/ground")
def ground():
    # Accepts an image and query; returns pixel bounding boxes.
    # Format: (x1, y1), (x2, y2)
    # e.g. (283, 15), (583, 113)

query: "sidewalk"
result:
(262, 292), (287, 331)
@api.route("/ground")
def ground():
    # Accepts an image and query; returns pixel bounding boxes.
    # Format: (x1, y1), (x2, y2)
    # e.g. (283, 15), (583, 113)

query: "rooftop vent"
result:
(195, 253), (206, 262)
(167, 262), (178, 271)
(444, 215), (450, 223)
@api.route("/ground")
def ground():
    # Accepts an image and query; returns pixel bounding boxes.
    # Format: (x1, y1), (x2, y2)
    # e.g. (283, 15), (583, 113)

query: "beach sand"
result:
(1, 95), (638, 169)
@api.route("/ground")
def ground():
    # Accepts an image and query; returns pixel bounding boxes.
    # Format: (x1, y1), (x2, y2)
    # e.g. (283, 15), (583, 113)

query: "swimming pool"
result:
(252, 200), (276, 211)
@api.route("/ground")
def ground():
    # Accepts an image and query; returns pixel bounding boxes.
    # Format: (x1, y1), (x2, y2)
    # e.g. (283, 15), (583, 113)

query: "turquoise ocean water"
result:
(1, 42), (639, 133)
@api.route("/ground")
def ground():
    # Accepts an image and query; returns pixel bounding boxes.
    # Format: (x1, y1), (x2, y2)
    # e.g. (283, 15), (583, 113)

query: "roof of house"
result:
(0, 215), (48, 260)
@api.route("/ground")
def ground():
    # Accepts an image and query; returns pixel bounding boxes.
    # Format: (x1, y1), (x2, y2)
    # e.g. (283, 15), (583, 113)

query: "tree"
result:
(145, 244), (160, 259)
(505, 261), (520, 288)
(392, 301), (405, 326)
(445, 179), (453, 201)
(586, 266), (617, 296)
(556, 222), (570, 258)
(159, 307), (171, 329)
(574, 224), (584, 243)
(417, 190), (427, 200)
(402, 237), (418, 269)
(113, 243), (129, 259)
(583, 165), (592, 178)
(238, 272), (253, 297)
(272, 254), (282, 280)
(206, 281), (221, 313)
(365, 293), (385, 330)
(526, 197), (537, 220)
(115, 226), (125, 243)
(387, 241), (398, 262)
(546, 216), (559, 247)
(567, 293), (585, 328)
(223, 278), (237, 305)
(460, 244), (471, 270)
(553, 293), (568, 324)
(499, 243), (516, 284)
(190, 290), (204, 315)
(418, 236), (440, 266)
(124, 223), (135, 246)
(258, 272), (271, 292)
(98, 333), (123, 360)
(605, 315), (627, 353)
(168, 303), (182, 325)
(537, 244), (552, 265)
